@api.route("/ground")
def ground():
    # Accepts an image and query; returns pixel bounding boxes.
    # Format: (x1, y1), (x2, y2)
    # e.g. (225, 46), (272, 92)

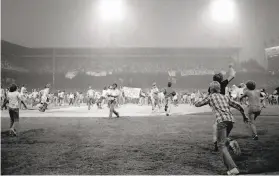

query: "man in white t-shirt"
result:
(151, 83), (160, 112)
(2, 84), (27, 136)
(19, 85), (27, 109)
(190, 92), (195, 105)
(69, 93), (74, 105)
(87, 86), (95, 110)
(39, 84), (50, 112)
(58, 90), (65, 106)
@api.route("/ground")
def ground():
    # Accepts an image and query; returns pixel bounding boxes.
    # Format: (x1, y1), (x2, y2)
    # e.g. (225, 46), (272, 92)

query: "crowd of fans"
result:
(1, 83), (278, 111)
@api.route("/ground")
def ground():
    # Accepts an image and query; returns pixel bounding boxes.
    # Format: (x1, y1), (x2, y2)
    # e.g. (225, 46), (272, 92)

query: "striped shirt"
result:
(195, 93), (244, 123)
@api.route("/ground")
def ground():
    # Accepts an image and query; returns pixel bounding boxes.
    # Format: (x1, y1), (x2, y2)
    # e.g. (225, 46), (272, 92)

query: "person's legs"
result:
(217, 122), (238, 173)
(9, 108), (19, 136)
(165, 97), (171, 116)
(213, 121), (218, 151)
(112, 101), (119, 117)
(151, 98), (155, 111)
(248, 107), (259, 139)
(88, 98), (92, 110)
(9, 109), (15, 129)
(108, 100), (114, 118)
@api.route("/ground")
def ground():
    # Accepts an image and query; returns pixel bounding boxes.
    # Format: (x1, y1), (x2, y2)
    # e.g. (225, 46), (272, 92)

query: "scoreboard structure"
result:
(265, 46), (279, 73)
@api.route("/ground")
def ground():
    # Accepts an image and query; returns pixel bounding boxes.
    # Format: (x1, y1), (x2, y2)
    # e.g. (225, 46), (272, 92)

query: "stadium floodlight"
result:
(210, 0), (236, 24)
(98, 0), (125, 22)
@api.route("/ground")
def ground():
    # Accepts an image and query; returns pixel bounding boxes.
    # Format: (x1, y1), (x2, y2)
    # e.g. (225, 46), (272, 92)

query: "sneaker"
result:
(166, 113), (170, 116)
(253, 135), (259, 140)
(227, 168), (240, 175)
(10, 129), (17, 136)
(229, 140), (241, 156)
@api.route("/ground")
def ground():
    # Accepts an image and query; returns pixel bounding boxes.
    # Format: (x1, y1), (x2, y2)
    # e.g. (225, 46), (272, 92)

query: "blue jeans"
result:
(217, 121), (237, 171)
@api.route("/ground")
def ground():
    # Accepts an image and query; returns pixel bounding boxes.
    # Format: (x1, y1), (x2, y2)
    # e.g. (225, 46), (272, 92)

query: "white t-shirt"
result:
(21, 87), (27, 94)
(41, 88), (50, 97)
(151, 87), (159, 97)
(87, 89), (95, 98)
(191, 93), (195, 99)
(59, 92), (64, 98)
(158, 92), (165, 99)
(7, 91), (22, 109)
(102, 90), (107, 97)
(1, 88), (5, 98)
(32, 91), (39, 98)
(107, 89), (119, 100)
(69, 94), (74, 99)
(95, 92), (101, 99)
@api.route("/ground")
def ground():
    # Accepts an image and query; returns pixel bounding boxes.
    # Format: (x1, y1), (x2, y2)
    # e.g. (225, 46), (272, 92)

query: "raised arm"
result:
(227, 64), (236, 83)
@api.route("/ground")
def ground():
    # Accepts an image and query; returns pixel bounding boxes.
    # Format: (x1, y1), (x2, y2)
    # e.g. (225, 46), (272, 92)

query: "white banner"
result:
(65, 71), (78, 79)
(168, 70), (176, 77)
(265, 46), (279, 58)
(180, 69), (215, 76)
(123, 87), (141, 99)
(86, 71), (107, 77)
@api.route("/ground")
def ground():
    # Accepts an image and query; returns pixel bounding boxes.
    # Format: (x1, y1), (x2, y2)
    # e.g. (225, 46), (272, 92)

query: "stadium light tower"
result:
(98, 0), (126, 22)
(210, 0), (236, 24)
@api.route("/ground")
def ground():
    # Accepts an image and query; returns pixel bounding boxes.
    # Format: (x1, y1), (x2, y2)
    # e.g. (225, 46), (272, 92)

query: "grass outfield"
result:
(1, 107), (279, 175)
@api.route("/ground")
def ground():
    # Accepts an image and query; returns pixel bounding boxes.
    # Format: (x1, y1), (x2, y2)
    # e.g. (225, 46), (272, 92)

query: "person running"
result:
(2, 84), (28, 136)
(260, 89), (267, 108)
(20, 84), (27, 109)
(195, 81), (247, 175)
(107, 83), (120, 118)
(240, 80), (262, 140)
(163, 82), (176, 116)
(210, 64), (236, 151)
(151, 82), (160, 112)
(69, 92), (74, 106)
(87, 86), (95, 110)
(39, 84), (51, 112)
(95, 91), (102, 109)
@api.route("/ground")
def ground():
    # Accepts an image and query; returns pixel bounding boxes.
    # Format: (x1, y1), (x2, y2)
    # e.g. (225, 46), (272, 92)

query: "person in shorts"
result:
(2, 84), (27, 136)
(163, 82), (176, 116)
(240, 80), (262, 140)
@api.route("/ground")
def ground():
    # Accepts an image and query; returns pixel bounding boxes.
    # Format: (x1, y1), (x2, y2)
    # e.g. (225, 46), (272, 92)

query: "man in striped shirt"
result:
(195, 81), (248, 175)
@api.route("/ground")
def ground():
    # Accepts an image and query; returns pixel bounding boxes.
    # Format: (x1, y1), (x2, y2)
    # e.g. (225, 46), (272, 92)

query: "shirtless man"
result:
(240, 80), (262, 140)
(151, 82), (160, 112)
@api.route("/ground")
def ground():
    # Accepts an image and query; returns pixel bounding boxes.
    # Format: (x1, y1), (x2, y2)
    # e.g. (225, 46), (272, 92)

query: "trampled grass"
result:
(1, 106), (279, 175)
